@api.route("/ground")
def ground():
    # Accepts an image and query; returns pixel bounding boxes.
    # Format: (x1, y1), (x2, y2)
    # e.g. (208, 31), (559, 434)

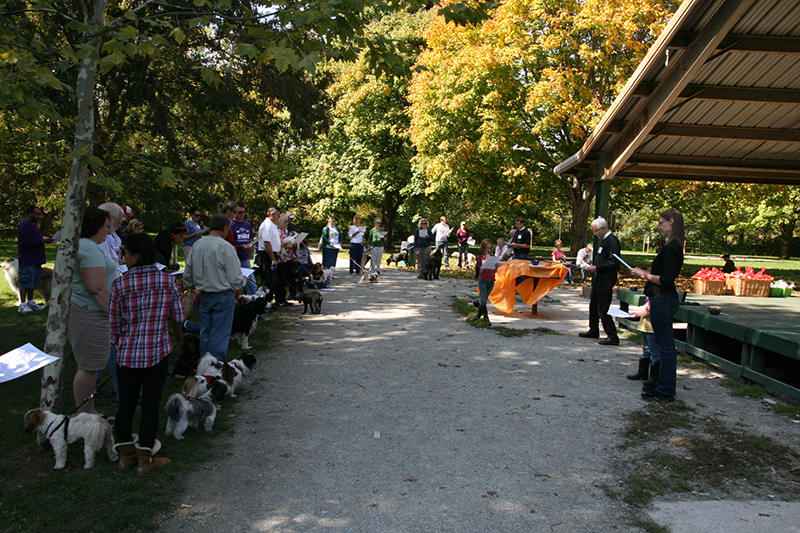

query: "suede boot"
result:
(136, 440), (171, 476)
(115, 442), (137, 470)
(642, 362), (660, 391)
(627, 357), (650, 380)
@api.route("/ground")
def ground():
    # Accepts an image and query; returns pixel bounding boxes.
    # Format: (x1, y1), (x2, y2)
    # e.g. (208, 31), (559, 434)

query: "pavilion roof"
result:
(554, 0), (800, 185)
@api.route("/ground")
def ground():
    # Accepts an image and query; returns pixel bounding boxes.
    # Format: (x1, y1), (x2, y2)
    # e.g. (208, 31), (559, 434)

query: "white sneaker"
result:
(27, 301), (45, 311)
(18, 302), (34, 313)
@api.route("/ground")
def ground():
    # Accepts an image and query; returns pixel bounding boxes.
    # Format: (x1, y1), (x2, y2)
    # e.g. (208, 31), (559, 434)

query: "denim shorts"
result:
(18, 265), (42, 289)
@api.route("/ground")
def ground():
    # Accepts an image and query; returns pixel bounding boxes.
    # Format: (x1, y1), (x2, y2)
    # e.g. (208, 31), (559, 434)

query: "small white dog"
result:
(198, 379), (231, 404)
(164, 394), (217, 440)
(23, 408), (118, 469)
(449, 251), (476, 266)
(196, 353), (256, 398)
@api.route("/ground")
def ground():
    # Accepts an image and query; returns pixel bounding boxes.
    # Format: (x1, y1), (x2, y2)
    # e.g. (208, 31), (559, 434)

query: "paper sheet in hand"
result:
(0, 343), (58, 384)
(467, 237), (476, 246)
(117, 264), (128, 274)
(612, 253), (633, 270)
(378, 231), (388, 238)
(245, 238), (257, 248)
(52, 230), (62, 244)
(607, 306), (635, 319)
(170, 269), (184, 276)
(241, 267), (255, 278)
(293, 232), (309, 244)
(201, 227), (210, 234)
(480, 255), (500, 270)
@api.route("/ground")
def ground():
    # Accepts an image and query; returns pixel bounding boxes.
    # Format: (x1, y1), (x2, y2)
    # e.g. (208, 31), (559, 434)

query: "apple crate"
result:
(729, 276), (771, 297)
(693, 277), (725, 295)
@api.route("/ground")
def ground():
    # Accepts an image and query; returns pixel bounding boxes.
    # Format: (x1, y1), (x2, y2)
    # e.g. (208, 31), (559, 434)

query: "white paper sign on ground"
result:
(0, 343), (59, 384)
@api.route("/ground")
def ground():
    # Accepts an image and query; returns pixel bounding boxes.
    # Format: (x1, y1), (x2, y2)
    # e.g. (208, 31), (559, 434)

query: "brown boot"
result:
(136, 439), (171, 476)
(115, 442), (137, 470)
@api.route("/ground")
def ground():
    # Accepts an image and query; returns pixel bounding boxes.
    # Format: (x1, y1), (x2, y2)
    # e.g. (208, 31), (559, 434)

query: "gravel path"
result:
(159, 261), (800, 532)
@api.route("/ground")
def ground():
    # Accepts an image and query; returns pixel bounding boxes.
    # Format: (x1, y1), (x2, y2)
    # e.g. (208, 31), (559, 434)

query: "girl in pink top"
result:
(472, 238), (496, 325)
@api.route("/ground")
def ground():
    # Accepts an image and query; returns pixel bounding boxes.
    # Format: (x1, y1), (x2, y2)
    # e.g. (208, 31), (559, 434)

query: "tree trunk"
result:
(40, 0), (107, 412)
(779, 220), (795, 260)
(565, 177), (596, 256)
(380, 188), (406, 252)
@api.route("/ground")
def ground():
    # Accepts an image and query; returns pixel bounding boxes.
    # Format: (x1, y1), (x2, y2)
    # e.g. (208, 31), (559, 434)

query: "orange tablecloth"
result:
(489, 260), (568, 314)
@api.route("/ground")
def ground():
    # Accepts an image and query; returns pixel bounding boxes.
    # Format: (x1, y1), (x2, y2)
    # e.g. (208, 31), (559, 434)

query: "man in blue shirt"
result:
(183, 206), (204, 263)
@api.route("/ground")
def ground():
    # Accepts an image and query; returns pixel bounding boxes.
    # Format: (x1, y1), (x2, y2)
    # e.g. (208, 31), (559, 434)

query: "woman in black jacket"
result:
(630, 209), (684, 401)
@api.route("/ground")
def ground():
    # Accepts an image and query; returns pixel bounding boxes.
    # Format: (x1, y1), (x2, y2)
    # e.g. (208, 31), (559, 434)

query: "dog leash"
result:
(43, 374), (113, 442)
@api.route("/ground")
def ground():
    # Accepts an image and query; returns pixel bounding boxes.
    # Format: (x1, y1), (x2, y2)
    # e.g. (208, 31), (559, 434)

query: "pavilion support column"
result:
(593, 178), (612, 249)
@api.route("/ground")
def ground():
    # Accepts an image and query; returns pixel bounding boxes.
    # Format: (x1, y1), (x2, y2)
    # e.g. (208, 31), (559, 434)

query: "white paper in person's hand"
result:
(607, 306), (635, 319)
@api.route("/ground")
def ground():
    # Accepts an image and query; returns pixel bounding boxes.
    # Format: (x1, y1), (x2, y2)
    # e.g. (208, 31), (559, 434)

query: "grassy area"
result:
(615, 400), (800, 508)
(0, 239), (293, 531)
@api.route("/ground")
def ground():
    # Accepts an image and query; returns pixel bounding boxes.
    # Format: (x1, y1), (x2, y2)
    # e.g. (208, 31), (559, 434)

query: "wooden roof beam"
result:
(607, 122), (800, 143)
(596, 0), (759, 181)
(623, 162), (800, 178)
(633, 83), (800, 104)
(671, 31), (800, 54)
(617, 169), (800, 185)
(628, 153), (800, 170)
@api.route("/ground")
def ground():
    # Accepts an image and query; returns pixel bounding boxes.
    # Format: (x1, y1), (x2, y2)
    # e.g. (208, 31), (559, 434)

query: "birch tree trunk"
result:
(40, 0), (107, 412)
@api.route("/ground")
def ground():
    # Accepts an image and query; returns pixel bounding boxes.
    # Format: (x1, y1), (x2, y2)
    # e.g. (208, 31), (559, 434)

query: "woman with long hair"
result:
(110, 233), (186, 474)
(630, 208), (685, 401)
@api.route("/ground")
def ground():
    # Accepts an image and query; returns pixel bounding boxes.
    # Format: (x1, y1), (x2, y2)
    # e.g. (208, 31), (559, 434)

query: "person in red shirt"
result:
(472, 238), (497, 325)
(110, 233), (186, 475)
(551, 239), (573, 283)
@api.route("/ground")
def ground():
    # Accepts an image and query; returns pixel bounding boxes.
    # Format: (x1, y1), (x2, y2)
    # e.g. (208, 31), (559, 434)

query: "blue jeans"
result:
(240, 258), (257, 295)
(563, 266), (573, 283)
(308, 279), (329, 289)
(641, 331), (658, 364)
(478, 278), (494, 306)
(198, 290), (235, 362)
(650, 293), (680, 397)
(349, 243), (364, 273)
(184, 320), (201, 335)
(457, 242), (469, 267)
(322, 247), (339, 268)
(436, 242), (449, 266)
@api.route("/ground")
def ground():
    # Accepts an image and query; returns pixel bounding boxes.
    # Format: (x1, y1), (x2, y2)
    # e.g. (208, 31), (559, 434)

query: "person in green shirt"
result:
(367, 218), (385, 275)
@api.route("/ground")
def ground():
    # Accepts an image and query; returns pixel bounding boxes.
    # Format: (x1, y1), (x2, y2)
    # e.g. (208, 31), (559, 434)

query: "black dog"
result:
(230, 296), (269, 349)
(172, 334), (201, 377)
(419, 249), (443, 280)
(386, 251), (408, 266)
(298, 290), (323, 315)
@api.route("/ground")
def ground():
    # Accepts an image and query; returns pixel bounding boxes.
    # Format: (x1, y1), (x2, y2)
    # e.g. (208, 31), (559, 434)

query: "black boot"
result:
(627, 357), (650, 380)
(642, 362), (660, 391)
(481, 305), (491, 326)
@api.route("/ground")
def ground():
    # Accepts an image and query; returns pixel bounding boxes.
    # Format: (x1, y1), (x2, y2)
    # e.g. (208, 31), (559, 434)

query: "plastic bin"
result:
(400, 240), (415, 267)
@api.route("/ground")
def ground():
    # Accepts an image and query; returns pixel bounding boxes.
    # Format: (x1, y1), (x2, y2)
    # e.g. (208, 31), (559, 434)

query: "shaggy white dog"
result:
(23, 408), (118, 469)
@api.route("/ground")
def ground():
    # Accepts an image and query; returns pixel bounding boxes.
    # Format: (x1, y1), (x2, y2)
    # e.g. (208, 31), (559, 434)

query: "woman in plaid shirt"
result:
(110, 233), (186, 475)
